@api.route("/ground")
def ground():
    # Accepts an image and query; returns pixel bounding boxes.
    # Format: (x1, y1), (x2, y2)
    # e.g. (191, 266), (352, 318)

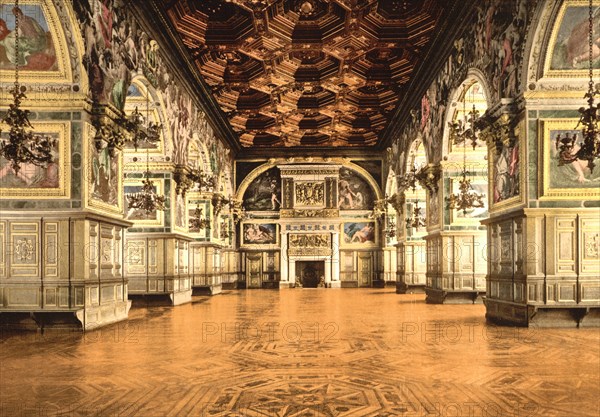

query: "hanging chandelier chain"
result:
(462, 97), (467, 178)
(590, 0), (595, 94)
(14, 0), (20, 89)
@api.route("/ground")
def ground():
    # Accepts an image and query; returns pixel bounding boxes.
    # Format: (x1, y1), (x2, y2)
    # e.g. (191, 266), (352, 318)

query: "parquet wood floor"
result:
(1, 289), (599, 417)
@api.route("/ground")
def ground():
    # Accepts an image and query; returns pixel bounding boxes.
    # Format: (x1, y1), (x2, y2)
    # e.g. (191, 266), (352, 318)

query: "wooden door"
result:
(357, 253), (372, 287)
(246, 254), (262, 288)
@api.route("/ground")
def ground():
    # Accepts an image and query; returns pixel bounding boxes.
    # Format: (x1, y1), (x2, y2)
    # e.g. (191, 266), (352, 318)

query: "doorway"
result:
(296, 261), (325, 288)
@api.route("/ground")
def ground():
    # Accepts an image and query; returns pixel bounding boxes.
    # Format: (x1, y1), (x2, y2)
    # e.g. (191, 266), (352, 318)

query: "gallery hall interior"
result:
(0, 0), (599, 416)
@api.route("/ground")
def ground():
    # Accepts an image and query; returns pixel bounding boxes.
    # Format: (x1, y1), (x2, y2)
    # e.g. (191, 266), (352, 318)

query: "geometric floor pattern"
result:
(1, 289), (599, 417)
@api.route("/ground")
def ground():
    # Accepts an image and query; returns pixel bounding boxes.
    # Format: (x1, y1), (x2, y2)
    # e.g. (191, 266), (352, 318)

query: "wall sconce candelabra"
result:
(0, 0), (56, 174)
(189, 205), (210, 231)
(559, 0), (600, 172)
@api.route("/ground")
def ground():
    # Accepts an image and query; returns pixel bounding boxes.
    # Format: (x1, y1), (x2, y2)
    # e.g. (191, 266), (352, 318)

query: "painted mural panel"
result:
(450, 180), (488, 222)
(0, 3), (57, 71)
(0, 123), (69, 199)
(540, 120), (600, 199)
(174, 193), (186, 230)
(549, 3), (600, 71)
(124, 180), (164, 225)
(90, 144), (119, 207)
(343, 222), (375, 245)
(243, 167), (281, 211)
(242, 223), (277, 245)
(0, 133), (59, 189)
(491, 141), (520, 204)
(338, 168), (374, 210)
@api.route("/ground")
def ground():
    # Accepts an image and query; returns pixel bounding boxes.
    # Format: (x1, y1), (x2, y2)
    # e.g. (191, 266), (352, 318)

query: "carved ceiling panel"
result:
(166, 0), (443, 148)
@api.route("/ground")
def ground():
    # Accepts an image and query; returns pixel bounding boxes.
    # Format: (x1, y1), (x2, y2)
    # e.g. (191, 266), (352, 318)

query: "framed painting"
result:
(544, 0), (600, 78)
(242, 167), (281, 211)
(539, 119), (600, 199)
(488, 126), (526, 213)
(173, 191), (187, 233)
(448, 178), (489, 224)
(124, 179), (165, 226)
(86, 124), (123, 214)
(0, 122), (70, 198)
(342, 222), (377, 246)
(242, 223), (278, 246)
(426, 187), (441, 230)
(338, 167), (375, 210)
(0, 1), (71, 83)
(187, 199), (210, 238)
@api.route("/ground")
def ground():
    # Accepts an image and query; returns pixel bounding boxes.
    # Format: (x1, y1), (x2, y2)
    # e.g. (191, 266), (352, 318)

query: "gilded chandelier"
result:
(125, 104), (162, 151)
(126, 173), (166, 214)
(384, 218), (396, 238)
(557, 0), (600, 172)
(0, 0), (56, 174)
(212, 193), (248, 224)
(125, 105), (166, 214)
(189, 167), (217, 192)
(446, 91), (485, 215)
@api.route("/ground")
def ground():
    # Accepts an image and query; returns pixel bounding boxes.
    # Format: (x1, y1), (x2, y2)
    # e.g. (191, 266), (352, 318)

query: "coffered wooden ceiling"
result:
(163, 0), (449, 149)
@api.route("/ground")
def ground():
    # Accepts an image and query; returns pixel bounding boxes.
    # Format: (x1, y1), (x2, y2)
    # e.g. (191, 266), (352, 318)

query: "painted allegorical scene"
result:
(549, 128), (600, 187)
(0, 132), (60, 189)
(338, 168), (375, 210)
(550, 4), (600, 70)
(0, 3), (57, 71)
(243, 223), (276, 245)
(125, 183), (162, 221)
(90, 144), (118, 206)
(492, 141), (520, 203)
(343, 222), (375, 244)
(453, 181), (488, 218)
(243, 167), (281, 211)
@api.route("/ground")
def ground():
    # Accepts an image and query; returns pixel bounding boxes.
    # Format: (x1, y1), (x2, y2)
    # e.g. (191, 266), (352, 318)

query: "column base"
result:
(396, 282), (426, 294)
(279, 282), (294, 289)
(327, 281), (341, 288)
(425, 288), (485, 304)
(192, 284), (222, 296)
(485, 298), (600, 327)
(372, 280), (386, 288)
(0, 300), (131, 332)
(129, 290), (192, 307)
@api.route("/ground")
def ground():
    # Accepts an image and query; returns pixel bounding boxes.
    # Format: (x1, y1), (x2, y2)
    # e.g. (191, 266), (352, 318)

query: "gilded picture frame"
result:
(448, 178), (489, 224)
(0, 121), (70, 199)
(241, 222), (279, 247)
(124, 179), (165, 226)
(0, 0), (74, 84)
(85, 123), (124, 215)
(488, 123), (527, 214)
(187, 198), (211, 239)
(426, 187), (441, 231)
(539, 119), (600, 199)
(543, 0), (600, 79)
(341, 221), (378, 248)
